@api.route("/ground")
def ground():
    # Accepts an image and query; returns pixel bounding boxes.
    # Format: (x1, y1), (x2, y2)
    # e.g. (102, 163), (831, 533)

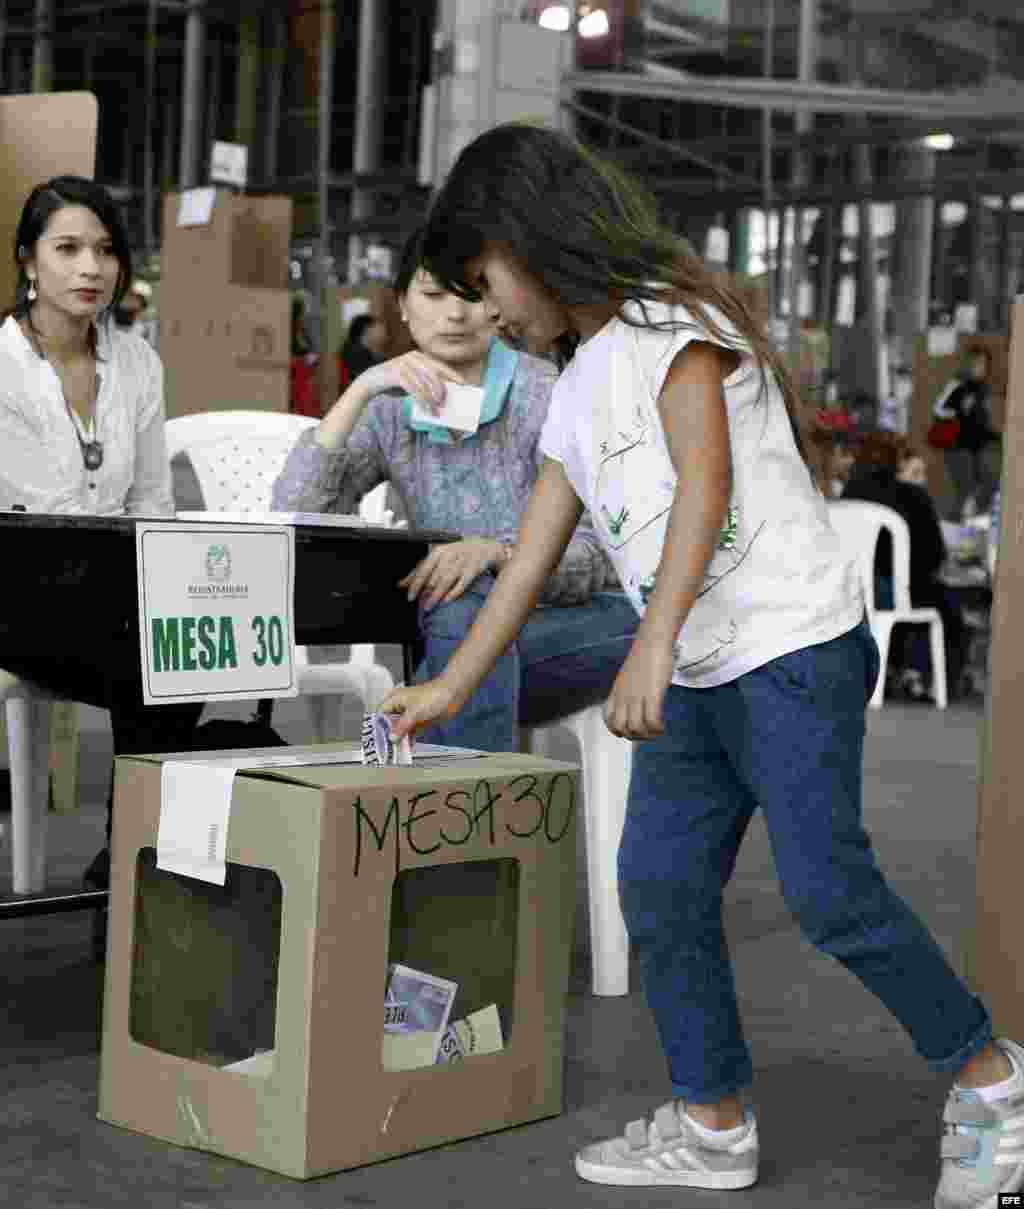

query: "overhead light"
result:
(941, 200), (967, 225)
(922, 132), (955, 151)
(579, 7), (610, 37)
(538, 4), (571, 31)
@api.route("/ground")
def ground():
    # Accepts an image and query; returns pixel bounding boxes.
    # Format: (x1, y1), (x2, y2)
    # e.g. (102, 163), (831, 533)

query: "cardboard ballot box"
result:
(97, 747), (579, 1179)
(159, 189), (293, 418)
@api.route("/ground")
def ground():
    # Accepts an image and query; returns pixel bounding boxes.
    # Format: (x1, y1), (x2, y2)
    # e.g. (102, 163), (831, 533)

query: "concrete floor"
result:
(0, 675), (989, 1208)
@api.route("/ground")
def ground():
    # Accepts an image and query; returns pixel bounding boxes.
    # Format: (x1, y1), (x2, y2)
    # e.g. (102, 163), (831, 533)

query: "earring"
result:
(27, 278), (36, 303)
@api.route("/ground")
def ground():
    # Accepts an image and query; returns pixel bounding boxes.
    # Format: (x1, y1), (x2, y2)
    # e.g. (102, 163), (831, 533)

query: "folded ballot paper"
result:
(361, 712), (412, 767)
(409, 382), (485, 436)
(222, 978), (503, 1078)
(382, 963), (458, 1071)
(436, 1004), (504, 1064)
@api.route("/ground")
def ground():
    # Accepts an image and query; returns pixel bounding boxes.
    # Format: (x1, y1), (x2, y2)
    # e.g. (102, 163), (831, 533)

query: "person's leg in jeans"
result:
(618, 684), (760, 1104)
(944, 448), (974, 520)
(728, 623), (991, 1074)
(413, 582), (637, 750)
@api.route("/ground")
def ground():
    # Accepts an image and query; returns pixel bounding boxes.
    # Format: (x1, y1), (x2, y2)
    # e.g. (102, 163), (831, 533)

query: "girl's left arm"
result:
(604, 340), (734, 739)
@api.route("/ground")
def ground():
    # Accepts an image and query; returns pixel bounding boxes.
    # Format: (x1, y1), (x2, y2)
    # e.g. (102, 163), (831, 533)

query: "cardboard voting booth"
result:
(159, 190), (292, 417)
(97, 747), (579, 1178)
(970, 301), (1024, 1033)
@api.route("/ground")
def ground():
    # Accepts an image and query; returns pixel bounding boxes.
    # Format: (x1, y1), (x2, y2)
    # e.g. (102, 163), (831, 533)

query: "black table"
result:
(0, 511), (453, 917)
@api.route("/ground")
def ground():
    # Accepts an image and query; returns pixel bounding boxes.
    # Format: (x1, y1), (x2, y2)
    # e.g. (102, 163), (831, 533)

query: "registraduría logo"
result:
(205, 543), (231, 582)
(187, 543), (248, 599)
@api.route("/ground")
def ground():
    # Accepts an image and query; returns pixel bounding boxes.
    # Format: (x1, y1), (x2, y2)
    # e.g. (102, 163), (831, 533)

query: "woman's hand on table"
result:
(380, 678), (460, 741)
(399, 538), (507, 610)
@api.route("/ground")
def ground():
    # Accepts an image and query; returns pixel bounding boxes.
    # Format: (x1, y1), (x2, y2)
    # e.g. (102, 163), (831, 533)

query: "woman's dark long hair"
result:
(11, 175), (133, 355)
(421, 122), (807, 456)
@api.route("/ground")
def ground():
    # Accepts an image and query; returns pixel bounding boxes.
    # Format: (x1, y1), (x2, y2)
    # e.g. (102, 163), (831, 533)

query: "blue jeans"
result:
(618, 620), (991, 1103)
(412, 583), (638, 751)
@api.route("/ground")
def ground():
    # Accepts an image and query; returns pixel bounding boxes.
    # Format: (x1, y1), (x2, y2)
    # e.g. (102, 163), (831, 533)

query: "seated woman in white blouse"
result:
(0, 176), (202, 899)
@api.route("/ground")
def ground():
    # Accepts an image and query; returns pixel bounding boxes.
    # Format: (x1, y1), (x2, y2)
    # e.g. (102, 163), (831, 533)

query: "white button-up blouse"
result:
(0, 314), (173, 516)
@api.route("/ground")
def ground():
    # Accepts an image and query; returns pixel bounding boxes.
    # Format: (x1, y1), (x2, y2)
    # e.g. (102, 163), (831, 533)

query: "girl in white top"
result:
(380, 125), (1020, 1208)
(0, 177), (198, 910)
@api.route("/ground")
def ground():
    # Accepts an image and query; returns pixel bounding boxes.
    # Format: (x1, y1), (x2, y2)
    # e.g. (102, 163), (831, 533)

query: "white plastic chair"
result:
(828, 499), (948, 709)
(524, 708), (633, 996)
(1, 672), (53, 893)
(164, 410), (397, 737)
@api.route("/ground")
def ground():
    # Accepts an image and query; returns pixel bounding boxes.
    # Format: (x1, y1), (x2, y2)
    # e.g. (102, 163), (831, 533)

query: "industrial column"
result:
(889, 144), (935, 373)
(349, 0), (385, 282)
(31, 0), (52, 92)
(142, 0), (157, 251)
(317, 1), (338, 407)
(263, 4), (286, 184)
(785, 0), (817, 368)
(179, 0), (207, 189)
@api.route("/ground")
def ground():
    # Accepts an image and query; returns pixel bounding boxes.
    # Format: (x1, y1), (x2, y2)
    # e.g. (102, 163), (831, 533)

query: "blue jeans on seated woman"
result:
(412, 582), (639, 752)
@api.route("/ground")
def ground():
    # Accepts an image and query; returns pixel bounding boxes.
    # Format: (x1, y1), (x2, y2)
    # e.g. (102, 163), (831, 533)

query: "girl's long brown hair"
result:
(421, 122), (806, 458)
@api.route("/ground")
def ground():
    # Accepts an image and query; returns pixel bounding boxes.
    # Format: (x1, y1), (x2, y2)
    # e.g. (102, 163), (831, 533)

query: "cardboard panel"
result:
(160, 191), (292, 417)
(0, 92), (98, 312)
(972, 301), (1024, 1034)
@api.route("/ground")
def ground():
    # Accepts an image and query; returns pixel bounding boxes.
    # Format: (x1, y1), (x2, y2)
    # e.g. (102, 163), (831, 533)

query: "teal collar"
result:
(403, 338), (520, 444)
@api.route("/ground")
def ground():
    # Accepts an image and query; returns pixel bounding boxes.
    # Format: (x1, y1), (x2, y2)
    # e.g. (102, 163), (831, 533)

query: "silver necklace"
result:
(62, 390), (103, 470)
(23, 316), (103, 469)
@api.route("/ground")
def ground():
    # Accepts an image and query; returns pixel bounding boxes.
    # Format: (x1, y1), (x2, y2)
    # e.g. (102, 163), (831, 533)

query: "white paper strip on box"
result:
(156, 761), (237, 885)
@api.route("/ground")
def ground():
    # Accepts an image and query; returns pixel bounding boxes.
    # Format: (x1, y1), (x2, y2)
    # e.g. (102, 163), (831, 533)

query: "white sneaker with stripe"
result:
(575, 1100), (758, 1189)
(935, 1038), (1024, 1209)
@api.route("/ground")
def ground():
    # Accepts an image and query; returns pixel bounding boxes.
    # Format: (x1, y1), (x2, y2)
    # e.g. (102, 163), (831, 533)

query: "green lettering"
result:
(152, 618), (180, 672)
(251, 615), (267, 666)
(197, 616), (217, 670)
(218, 617), (238, 668)
(180, 617), (197, 670)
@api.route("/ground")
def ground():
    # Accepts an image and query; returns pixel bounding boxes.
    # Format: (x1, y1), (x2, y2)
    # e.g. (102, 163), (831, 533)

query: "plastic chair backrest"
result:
(359, 481), (391, 525)
(827, 499), (913, 612)
(164, 411), (319, 512)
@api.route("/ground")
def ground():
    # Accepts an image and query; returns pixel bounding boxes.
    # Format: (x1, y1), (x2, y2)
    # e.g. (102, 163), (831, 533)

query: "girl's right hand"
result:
(358, 350), (468, 412)
(379, 678), (461, 741)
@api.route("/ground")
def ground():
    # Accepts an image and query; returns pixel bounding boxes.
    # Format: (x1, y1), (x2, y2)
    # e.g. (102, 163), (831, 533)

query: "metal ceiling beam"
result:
(626, 113), (1024, 159)
(564, 98), (760, 186)
(561, 70), (1024, 119)
(643, 169), (1024, 211)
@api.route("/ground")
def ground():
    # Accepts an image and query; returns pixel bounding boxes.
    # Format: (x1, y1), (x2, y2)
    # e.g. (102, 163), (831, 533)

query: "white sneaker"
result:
(935, 1038), (1024, 1209)
(575, 1101), (758, 1189)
